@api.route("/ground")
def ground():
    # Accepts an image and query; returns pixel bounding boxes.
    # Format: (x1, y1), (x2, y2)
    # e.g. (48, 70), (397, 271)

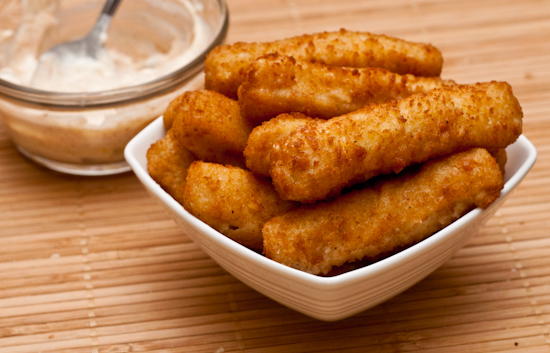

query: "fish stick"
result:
(206, 29), (444, 99)
(183, 161), (297, 252)
(238, 54), (455, 125)
(244, 113), (314, 176)
(270, 81), (523, 203)
(171, 90), (252, 168)
(244, 124), (507, 180)
(263, 148), (504, 275)
(147, 129), (197, 205)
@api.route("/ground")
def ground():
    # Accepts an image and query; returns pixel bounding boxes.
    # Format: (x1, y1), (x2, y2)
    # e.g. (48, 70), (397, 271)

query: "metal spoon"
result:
(43, 0), (121, 60)
(32, 0), (122, 88)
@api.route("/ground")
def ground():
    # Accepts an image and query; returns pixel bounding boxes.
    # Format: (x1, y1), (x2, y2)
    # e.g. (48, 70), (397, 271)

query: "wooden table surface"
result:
(1, 0), (550, 352)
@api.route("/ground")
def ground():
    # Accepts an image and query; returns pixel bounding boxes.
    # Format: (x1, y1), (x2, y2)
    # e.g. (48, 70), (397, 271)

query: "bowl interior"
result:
(125, 116), (537, 283)
(125, 117), (536, 320)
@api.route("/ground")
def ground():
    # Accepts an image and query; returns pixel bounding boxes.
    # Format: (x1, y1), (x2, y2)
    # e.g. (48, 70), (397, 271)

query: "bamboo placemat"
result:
(1, 0), (549, 352)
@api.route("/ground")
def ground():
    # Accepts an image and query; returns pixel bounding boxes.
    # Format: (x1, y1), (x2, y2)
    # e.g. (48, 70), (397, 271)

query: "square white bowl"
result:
(125, 116), (537, 321)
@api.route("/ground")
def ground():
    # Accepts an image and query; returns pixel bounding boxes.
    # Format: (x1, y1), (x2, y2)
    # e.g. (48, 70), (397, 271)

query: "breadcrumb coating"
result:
(183, 162), (297, 252)
(238, 53), (455, 125)
(244, 113), (313, 176)
(170, 90), (252, 168)
(263, 148), (504, 275)
(269, 81), (522, 203)
(146, 129), (197, 205)
(206, 29), (443, 99)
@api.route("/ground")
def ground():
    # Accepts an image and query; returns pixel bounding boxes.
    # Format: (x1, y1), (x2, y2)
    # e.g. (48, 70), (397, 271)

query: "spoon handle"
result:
(87, 0), (122, 47)
(101, 0), (122, 17)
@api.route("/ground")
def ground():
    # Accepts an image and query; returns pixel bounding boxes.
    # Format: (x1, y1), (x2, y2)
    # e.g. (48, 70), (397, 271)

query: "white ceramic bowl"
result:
(125, 116), (537, 321)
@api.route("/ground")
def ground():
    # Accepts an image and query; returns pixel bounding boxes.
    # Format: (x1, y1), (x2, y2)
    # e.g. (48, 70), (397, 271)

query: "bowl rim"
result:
(0, 0), (229, 108)
(125, 116), (537, 289)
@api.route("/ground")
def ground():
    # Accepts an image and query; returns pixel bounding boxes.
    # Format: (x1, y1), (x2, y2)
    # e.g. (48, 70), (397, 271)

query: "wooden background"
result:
(1, 0), (550, 352)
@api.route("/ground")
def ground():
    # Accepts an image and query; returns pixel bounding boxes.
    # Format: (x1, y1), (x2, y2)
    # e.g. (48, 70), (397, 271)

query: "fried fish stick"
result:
(245, 130), (507, 180)
(183, 161), (298, 252)
(263, 148), (504, 275)
(238, 54), (455, 125)
(171, 90), (253, 168)
(147, 129), (197, 205)
(244, 113), (313, 176)
(206, 29), (443, 99)
(270, 81), (523, 203)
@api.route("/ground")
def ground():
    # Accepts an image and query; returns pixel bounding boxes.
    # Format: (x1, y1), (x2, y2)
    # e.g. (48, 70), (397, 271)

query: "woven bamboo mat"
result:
(1, 0), (549, 352)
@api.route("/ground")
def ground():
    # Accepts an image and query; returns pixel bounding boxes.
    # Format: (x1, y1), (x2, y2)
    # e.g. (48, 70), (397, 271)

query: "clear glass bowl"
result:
(0, 0), (228, 175)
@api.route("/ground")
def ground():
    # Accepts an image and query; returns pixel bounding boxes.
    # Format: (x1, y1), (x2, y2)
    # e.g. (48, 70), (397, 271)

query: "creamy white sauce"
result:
(0, 0), (216, 170)
(0, 0), (209, 92)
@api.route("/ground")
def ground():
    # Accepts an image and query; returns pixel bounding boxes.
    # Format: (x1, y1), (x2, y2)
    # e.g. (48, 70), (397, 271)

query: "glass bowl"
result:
(0, 0), (228, 175)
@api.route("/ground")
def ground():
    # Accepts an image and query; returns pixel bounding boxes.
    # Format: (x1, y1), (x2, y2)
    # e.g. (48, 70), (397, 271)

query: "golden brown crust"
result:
(146, 129), (197, 205)
(182, 162), (298, 252)
(244, 113), (315, 176)
(238, 53), (455, 125)
(206, 29), (444, 99)
(269, 81), (523, 203)
(170, 90), (253, 168)
(263, 148), (504, 275)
